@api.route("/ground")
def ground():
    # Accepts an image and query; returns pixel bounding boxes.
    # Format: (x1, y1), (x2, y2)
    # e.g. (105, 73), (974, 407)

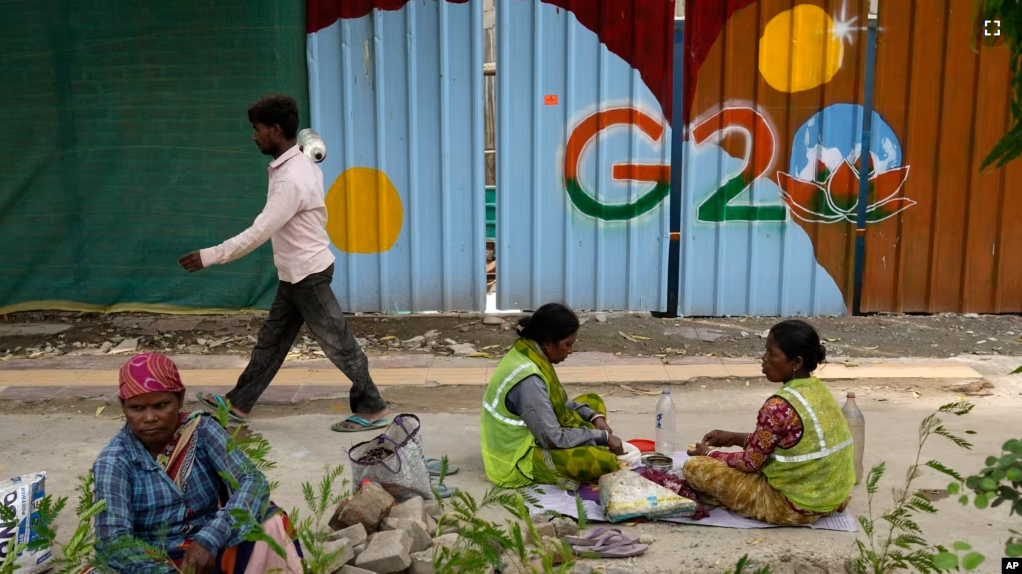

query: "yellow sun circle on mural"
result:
(324, 167), (404, 254)
(759, 4), (845, 93)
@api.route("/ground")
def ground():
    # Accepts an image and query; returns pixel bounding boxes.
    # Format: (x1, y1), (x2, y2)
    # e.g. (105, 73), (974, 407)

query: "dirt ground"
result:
(2, 310), (1020, 363)
(3, 376), (1020, 574)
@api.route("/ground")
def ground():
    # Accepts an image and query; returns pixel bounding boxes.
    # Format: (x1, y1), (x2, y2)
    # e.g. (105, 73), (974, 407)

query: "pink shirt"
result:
(200, 145), (336, 284)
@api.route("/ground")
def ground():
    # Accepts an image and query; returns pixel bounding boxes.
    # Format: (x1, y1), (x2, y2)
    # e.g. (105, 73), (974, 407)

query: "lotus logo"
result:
(776, 154), (914, 224)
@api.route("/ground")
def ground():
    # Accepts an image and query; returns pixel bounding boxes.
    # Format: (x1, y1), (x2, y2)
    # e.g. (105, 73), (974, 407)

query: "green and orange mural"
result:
(682, 0), (1020, 314)
(563, 108), (671, 221)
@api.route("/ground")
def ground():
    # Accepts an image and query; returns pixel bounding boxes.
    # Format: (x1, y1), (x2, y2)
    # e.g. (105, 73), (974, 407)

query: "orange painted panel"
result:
(865, 0), (1021, 313)
(685, 0), (871, 313)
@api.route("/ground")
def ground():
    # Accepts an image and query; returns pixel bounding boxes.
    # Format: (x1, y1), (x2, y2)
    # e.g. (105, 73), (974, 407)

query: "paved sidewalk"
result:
(0, 352), (984, 402)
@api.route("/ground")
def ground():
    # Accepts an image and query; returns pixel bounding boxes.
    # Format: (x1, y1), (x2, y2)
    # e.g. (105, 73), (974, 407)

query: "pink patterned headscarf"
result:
(118, 353), (186, 400)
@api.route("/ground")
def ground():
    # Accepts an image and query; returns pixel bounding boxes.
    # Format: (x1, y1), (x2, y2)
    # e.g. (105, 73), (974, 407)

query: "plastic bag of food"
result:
(598, 469), (697, 523)
(0, 472), (53, 574)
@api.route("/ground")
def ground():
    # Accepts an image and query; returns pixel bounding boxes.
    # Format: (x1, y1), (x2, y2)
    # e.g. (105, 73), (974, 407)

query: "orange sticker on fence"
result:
(544, 94), (558, 105)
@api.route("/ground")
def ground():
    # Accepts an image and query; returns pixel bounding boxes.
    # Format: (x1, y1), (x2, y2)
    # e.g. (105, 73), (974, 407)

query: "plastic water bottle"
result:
(297, 128), (327, 163)
(842, 391), (866, 484)
(655, 390), (677, 456)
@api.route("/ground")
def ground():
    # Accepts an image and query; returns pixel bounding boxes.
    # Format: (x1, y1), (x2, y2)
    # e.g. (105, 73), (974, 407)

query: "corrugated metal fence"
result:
(495, 0), (674, 312)
(494, 0), (1019, 315)
(307, 0), (487, 313)
(3, 0), (1018, 315)
(864, 0), (1022, 313)
(676, 0), (1020, 315)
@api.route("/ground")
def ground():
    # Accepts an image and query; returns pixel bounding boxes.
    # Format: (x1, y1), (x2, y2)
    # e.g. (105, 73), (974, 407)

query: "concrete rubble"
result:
(322, 482), (576, 574)
(355, 529), (413, 573)
(409, 549), (434, 574)
(333, 480), (395, 533)
(325, 483), (472, 574)
(526, 521), (557, 544)
(337, 566), (376, 574)
(322, 537), (354, 566)
(329, 522), (368, 545)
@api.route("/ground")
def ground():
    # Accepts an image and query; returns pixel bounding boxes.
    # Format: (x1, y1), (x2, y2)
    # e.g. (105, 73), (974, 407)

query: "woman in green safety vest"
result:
(479, 303), (625, 491)
(683, 319), (855, 525)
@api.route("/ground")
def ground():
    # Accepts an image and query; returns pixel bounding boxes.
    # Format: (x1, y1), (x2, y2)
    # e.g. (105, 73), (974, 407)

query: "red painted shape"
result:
(564, 108), (666, 181)
(691, 107), (775, 184)
(541, 0), (675, 126)
(612, 164), (671, 182)
(309, 0), (674, 124)
(681, 0), (757, 132)
(307, 0), (470, 34)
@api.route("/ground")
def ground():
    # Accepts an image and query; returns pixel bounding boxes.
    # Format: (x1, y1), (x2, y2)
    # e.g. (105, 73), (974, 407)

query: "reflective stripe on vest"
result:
(773, 386), (853, 463)
(481, 362), (532, 427)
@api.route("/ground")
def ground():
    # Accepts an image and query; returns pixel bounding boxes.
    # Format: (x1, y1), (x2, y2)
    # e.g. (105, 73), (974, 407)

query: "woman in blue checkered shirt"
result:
(88, 353), (303, 573)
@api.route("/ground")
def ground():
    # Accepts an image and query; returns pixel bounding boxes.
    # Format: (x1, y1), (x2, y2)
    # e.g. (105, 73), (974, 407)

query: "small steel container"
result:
(644, 454), (674, 473)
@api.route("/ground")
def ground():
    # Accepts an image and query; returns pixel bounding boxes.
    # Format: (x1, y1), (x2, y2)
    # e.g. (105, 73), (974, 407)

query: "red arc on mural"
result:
(541, 0), (675, 126)
(307, 0), (675, 124)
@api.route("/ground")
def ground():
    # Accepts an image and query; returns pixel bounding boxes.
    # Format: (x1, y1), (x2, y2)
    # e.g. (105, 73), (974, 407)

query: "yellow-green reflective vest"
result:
(761, 377), (856, 513)
(479, 349), (542, 487)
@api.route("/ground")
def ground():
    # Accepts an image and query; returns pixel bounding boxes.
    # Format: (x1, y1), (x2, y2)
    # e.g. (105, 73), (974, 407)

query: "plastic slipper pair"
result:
(196, 392), (248, 425)
(330, 415), (391, 433)
(426, 458), (459, 478)
(568, 529), (647, 558)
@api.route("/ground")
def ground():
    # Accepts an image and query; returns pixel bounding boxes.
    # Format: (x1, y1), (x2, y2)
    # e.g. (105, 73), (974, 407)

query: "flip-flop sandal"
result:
(432, 482), (458, 499)
(426, 458), (460, 477)
(196, 392), (248, 425)
(574, 531), (648, 558)
(330, 415), (391, 432)
(563, 527), (638, 547)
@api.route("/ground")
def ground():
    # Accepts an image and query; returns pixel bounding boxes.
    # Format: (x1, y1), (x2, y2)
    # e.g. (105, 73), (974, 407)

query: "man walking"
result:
(179, 94), (387, 432)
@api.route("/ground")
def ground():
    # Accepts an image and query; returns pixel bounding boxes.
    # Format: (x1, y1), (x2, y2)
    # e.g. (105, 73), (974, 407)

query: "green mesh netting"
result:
(0, 0), (310, 313)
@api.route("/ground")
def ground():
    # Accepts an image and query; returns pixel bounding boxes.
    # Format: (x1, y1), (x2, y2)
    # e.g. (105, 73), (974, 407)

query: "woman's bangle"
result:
(590, 414), (606, 423)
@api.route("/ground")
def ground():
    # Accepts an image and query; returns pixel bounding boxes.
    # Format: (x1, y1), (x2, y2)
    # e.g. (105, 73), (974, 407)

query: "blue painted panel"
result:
(307, 1), (485, 312)
(496, 0), (672, 312)
(676, 132), (848, 317)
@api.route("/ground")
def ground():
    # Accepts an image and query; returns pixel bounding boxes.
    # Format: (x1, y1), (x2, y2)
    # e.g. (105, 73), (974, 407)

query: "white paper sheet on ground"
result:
(526, 452), (858, 532)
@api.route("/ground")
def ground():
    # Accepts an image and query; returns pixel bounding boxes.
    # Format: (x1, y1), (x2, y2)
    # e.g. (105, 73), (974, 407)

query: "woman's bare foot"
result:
(334, 407), (389, 430)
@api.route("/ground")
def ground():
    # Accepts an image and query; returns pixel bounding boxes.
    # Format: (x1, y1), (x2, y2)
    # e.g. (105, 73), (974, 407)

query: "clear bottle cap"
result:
(847, 391), (856, 398)
(663, 389), (670, 395)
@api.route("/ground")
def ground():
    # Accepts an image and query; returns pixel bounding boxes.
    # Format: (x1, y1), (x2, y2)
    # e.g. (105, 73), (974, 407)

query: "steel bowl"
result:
(644, 454), (674, 473)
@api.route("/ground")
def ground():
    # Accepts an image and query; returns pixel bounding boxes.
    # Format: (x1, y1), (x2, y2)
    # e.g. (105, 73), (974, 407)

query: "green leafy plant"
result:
(230, 464), (352, 574)
(850, 401), (976, 574)
(214, 405), (279, 492)
(0, 472), (167, 574)
(213, 400), (355, 574)
(933, 541), (986, 572)
(433, 487), (574, 574)
(0, 494), (65, 574)
(574, 493), (587, 532)
(724, 554), (772, 574)
(35, 473), (109, 573)
(426, 456), (575, 574)
(974, 0), (1022, 169)
(945, 438), (1022, 559)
